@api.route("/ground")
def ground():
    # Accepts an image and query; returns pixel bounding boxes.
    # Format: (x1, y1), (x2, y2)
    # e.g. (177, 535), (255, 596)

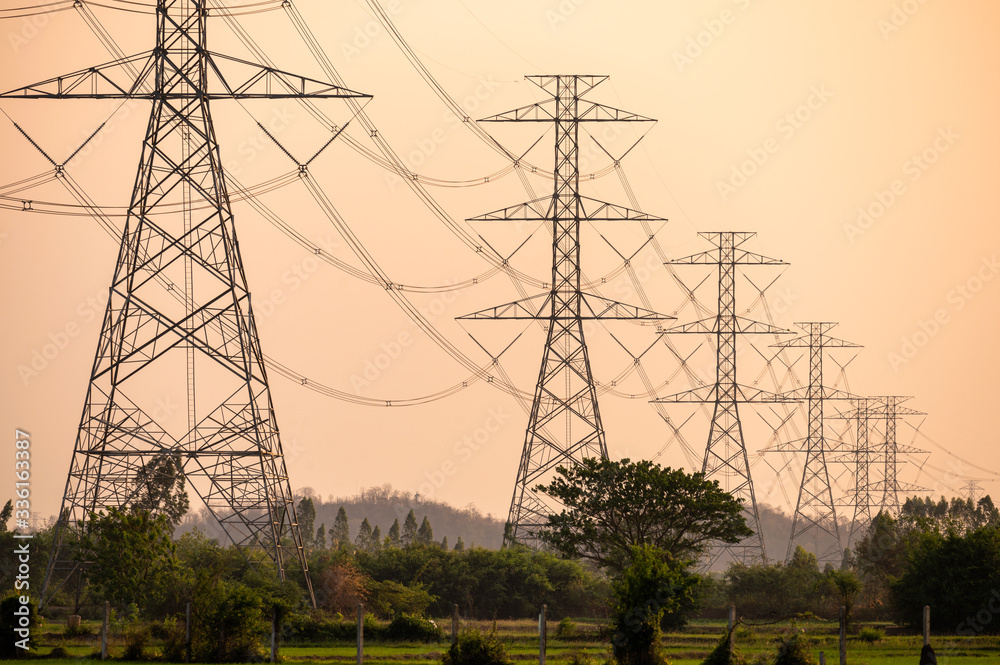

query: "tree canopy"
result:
(536, 457), (752, 571)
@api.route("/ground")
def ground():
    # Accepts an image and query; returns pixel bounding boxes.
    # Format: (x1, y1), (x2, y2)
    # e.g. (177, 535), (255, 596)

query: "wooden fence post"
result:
(270, 607), (278, 663)
(923, 605), (930, 646)
(727, 604), (736, 656)
(356, 603), (364, 665)
(185, 602), (192, 663)
(101, 600), (109, 661)
(539, 604), (547, 665)
(839, 606), (847, 665)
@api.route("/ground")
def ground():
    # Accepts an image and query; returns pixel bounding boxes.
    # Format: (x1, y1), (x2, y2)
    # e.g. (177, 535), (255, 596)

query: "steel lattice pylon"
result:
(653, 232), (791, 566)
(458, 75), (669, 548)
(765, 323), (860, 564)
(1, 0), (368, 608)
(830, 395), (926, 543)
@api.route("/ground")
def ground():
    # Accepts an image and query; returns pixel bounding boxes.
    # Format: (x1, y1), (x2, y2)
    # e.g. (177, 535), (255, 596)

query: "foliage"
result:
(367, 579), (436, 618)
(314, 554), (368, 614)
(857, 626), (884, 643)
(353, 542), (608, 618)
(79, 507), (177, 612)
(357, 518), (376, 551)
(724, 546), (827, 619)
(557, 616), (577, 638)
(536, 457), (752, 572)
(387, 518), (402, 548)
(403, 509), (419, 546)
(0, 500), (12, 531)
(316, 523), (327, 549)
(0, 594), (36, 658)
(132, 452), (190, 525)
(332, 506), (350, 548)
(890, 524), (1000, 633)
(418, 516), (435, 545)
(454, 536), (465, 552)
(111, 604), (150, 660)
(298, 497), (316, 548)
(383, 613), (445, 642)
(610, 544), (697, 665)
(702, 628), (747, 665)
(772, 625), (815, 665)
(819, 568), (862, 630)
(442, 627), (512, 665)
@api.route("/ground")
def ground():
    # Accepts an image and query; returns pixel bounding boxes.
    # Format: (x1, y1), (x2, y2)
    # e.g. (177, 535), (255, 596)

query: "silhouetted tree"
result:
(417, 516), (434, 545)
(402, 510), (418, 546)
(332, 506), (350, 548)
(386, 518), (401, 548)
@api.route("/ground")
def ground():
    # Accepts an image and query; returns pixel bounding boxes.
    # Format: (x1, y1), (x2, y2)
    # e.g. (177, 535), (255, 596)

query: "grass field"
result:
(26, 616), (1000, 664)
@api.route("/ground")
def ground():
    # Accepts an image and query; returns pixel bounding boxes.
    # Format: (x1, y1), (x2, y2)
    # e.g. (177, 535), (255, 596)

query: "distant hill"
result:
(177, 484), (848, 566)
(177, 483), (506, 549)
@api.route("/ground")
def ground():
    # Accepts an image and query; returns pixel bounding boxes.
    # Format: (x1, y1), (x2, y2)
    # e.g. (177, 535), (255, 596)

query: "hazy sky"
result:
(1, 0), (999, 524)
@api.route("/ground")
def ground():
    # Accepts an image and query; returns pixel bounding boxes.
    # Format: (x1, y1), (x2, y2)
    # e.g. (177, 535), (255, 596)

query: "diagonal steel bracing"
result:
(653, 232), (791, 566)
(1, 0), (369, 609)
(458, 75), (670, 549)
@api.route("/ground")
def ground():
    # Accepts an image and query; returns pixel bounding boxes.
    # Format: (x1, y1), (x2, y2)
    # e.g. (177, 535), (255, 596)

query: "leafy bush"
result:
(0, 595), (36, 658)
(772, 626), (815, 665)
(442, 628), (512, 665)
(702, 630), (746, 665)
(383, 613), (444, 642)
(857, 626), (884, 643)
(557, 617), (577, 638)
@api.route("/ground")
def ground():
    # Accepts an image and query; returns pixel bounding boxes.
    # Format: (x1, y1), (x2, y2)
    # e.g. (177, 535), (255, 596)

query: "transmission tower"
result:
(874, 396), (927, 513)
(653, 232), (791, 566)
(962, 480), (986, 503)
(829, 396), (880, 551)
(765, 323), (860, 565)
(1, 0), (368, 608)
(458, 75), (668, 548)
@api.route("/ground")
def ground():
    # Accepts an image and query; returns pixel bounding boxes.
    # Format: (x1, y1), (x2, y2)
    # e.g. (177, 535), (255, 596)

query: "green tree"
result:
(454, 536), (465, 552)
(80, 507), (177, 612)
(332, 506), (350, 548)
(132, 453), (190, 525)
(441, 536), (449, 550)
(821, 568), (862, 630)
(402, 509), (418, 546)
(356, 518), (375, 551)
(371, 525), (382, 552)
(0, 500), (12, 532)
(297, 497), (316, 548)
(315, 523), (326, 549)
(386, 518), (401, 548)
(891, 524), (1000, 633)
(610, 545), (698, 665)
(417, 516), (434, 545)
(537, 457), (751, 572)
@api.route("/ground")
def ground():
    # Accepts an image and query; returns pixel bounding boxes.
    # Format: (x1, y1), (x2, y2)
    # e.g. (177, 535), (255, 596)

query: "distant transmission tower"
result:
(962, 480), (985, 503)
(830, 396), (879, 551)
(458, 75), (668, 548)
(1, 0), (368, 608)
(765, 323), (860, 565)
(653, 232), (791, 565)
(874, 396), (926, 513)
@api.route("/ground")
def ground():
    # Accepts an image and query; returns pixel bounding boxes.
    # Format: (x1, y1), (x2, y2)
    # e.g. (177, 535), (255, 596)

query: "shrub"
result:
(702, 630), (747, 665)
(384, 613), (444, 642)
(442, 628), (512, 665)
(857, 627), (884, 644)
(557, 617), (578, 639)
(773, 626), (815, 665)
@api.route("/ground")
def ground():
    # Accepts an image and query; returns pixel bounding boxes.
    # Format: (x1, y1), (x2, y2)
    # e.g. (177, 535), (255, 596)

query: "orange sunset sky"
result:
(1, 0), (998, 523)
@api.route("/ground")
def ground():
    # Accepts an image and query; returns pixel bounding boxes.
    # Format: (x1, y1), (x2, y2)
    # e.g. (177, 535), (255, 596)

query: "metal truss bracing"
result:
(831, 395), (927, 546)
(767, 323), (860, 565)
(653, 232), (790, 566)
(2, 0), (369, 609)
(458, 75), (669, 549)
